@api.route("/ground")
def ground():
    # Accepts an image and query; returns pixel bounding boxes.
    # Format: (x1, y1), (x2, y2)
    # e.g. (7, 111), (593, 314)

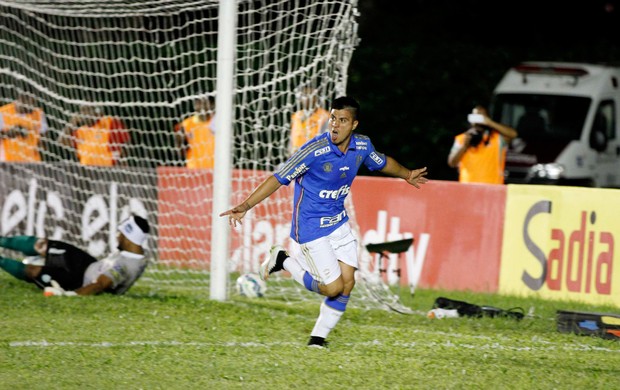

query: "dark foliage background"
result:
(348, 0), (620, 181)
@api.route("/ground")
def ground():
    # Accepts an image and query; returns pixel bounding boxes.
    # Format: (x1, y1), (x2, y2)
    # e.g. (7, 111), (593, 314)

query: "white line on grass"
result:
(9, 339), (619, 353)
(9, 341), (298, 348)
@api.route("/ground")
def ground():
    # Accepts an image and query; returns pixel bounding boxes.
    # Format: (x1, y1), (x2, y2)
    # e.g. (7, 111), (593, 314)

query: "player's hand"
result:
(43, 287), (78, 297)
(219, 203), (251, 228)
(406, 167), (429, 189)
(43, 286), (64, 296)
(43, 280), (78, 297)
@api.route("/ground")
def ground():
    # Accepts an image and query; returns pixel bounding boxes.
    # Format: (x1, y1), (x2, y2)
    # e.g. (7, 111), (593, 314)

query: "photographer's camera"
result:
(469, 130), (483, 147)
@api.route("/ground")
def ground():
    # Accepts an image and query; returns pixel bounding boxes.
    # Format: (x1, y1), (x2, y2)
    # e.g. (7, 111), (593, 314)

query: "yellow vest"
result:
(454, 131), (507, 184)
(0, 102), (45, 162)
(290, 108), (329, 154)
(180, 115), (215, 169)
(75, 116), (121, 167)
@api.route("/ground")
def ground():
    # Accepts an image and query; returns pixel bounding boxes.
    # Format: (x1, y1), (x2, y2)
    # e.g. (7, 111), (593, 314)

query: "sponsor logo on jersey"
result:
(319, 184), (350, 200)
(355, 140), (368, 150)
(320, 210), (347, 227)
(339, 166), (350, 171)
(369, 152), (384, 165)
(48, 248), (66, 255)
(108, 266), (121, 281)
(314, 146), (331, 157)
(285, 163), (308, 181)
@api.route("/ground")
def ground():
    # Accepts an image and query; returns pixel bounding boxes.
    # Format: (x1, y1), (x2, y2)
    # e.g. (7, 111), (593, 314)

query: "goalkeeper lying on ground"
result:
(0, 215), (150, 296)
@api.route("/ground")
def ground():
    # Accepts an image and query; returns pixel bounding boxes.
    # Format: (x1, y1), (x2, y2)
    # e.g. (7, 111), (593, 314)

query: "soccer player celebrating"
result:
(220, 96), (428, 347)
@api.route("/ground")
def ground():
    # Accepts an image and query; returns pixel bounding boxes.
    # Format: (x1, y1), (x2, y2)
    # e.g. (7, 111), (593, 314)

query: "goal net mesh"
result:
(0, 0), (411, 312)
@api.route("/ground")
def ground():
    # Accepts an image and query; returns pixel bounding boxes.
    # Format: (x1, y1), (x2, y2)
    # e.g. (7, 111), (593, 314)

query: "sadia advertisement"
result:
(499, 185), (619, 306)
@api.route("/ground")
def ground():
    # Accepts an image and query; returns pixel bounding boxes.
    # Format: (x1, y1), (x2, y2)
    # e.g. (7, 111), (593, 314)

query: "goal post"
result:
(0, 0), (412, 312)
(210, 0), (236, 301)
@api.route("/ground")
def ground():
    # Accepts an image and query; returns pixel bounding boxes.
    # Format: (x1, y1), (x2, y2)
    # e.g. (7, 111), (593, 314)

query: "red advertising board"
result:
(156, 168), (506, 292)
(350, 178), (506, 292)
(157, 168), (293, 271)
(157, 167), (214, 268)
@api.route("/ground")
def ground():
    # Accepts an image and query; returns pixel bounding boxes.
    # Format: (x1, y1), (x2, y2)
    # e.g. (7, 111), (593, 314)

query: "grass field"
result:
(2, 272), (619, 389)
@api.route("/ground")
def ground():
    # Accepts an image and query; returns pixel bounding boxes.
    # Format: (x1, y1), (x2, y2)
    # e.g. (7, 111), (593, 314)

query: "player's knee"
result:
(320, 277), (344, 297)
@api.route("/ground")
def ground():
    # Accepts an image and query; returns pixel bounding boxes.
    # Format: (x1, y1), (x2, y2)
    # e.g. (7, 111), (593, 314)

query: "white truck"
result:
(490, 61), (620, 187)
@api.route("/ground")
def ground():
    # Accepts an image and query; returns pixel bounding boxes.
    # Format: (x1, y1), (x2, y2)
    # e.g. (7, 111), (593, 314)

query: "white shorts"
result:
(289, 223), (358, 285)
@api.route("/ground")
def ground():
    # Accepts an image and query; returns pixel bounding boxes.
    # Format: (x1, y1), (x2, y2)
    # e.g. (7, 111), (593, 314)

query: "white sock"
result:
(283, 257), (306, 286)
(311, 301), (344, 339)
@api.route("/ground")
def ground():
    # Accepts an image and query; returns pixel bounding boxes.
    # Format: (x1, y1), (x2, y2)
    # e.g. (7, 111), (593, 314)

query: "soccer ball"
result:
(235, 273), (267, 298)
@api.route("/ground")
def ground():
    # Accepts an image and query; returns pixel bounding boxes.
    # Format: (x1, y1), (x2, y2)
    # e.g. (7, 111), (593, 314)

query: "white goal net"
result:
(0, 0), (411, 312)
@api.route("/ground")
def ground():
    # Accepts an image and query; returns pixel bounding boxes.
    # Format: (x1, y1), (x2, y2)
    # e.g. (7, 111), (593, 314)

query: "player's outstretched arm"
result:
(380, 156), (429, 189)
(220, 175), (283, 227)
(73, 274), (114, 296)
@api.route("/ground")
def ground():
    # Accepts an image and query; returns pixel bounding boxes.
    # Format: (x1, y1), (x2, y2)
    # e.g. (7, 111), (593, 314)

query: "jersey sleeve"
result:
(362, 137), (388, 171)
(274, 138), (328, 185)
(274, 150), (312, 185)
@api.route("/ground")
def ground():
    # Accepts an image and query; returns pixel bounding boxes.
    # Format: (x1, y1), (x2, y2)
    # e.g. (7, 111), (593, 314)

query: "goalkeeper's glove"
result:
(43, 280), (78, 297)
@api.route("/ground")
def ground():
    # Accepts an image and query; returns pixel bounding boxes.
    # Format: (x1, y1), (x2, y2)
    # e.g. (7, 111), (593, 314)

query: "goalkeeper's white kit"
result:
(82, 250), (149, 294)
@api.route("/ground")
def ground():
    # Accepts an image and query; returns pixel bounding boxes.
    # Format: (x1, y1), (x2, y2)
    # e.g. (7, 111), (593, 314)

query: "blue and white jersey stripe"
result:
(275, 132), (387, 244)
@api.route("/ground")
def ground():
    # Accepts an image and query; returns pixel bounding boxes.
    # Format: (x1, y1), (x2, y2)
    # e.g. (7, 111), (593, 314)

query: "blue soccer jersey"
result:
(274, 132), (387, 244)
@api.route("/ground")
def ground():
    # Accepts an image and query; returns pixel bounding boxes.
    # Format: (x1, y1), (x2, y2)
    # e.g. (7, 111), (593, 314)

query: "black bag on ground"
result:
(557, 310), (620, 340)
(433, 297), (483, 317)
(433, 297), (524, 320)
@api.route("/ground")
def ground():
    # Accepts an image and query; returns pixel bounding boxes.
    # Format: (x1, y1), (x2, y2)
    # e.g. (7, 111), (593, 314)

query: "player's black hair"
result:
(133, 215), (150, 234)
(331, 96), (360, 121)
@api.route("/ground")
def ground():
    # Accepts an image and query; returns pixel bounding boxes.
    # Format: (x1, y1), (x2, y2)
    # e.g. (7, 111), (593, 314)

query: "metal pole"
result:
(210, 0), (237, 301)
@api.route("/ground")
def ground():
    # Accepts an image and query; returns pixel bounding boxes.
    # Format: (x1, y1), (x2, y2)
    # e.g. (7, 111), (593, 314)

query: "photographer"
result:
(447, 105), (517, 184)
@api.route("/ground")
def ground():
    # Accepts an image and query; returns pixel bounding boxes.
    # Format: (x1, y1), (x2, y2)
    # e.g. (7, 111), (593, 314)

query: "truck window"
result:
(593, 101), (615, 142)
(491, 93), (591, 141)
